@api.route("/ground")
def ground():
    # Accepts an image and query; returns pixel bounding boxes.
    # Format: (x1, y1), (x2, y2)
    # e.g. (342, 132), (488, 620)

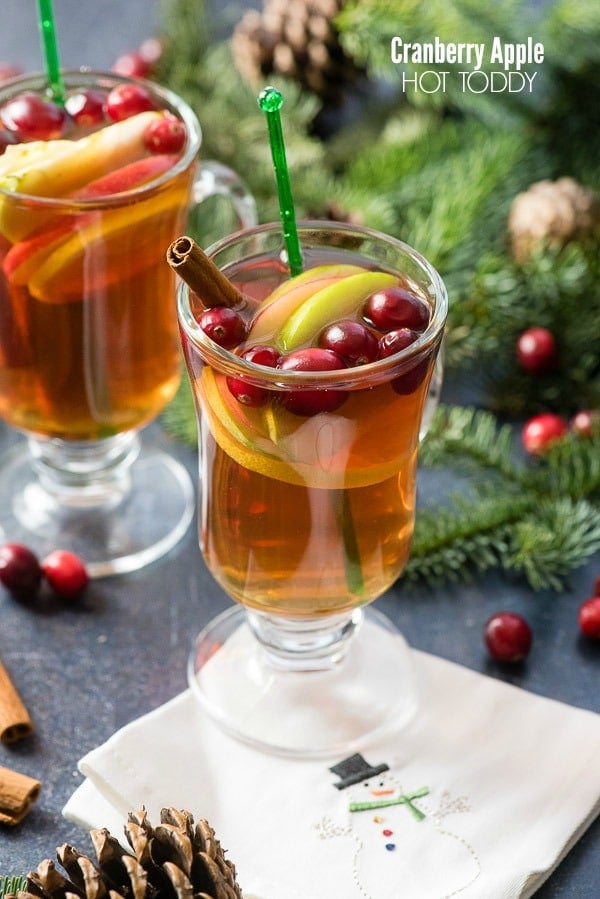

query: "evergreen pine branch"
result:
(0, 876), (27, 898)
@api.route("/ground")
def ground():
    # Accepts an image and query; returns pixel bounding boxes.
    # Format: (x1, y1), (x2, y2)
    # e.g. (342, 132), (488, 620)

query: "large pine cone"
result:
(231, 0), (363, 103)
(507, 176), (600, 263)
(9, 807), (243, 899)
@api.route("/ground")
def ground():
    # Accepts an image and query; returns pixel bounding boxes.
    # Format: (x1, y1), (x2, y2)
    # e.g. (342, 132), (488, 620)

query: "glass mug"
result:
(178, 222), (447, 756)
(0, 70), (256, 575)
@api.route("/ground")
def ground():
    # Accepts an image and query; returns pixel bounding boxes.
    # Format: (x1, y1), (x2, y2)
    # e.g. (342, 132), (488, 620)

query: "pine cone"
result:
(507, 176), (600, 263)
(231, 0), (363, 103)
(9, 807), (243, 899)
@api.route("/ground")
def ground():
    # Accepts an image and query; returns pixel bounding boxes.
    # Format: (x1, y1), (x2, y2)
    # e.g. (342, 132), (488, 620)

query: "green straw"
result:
(36, 0), (65, 104)
(258, 87), (303, 276)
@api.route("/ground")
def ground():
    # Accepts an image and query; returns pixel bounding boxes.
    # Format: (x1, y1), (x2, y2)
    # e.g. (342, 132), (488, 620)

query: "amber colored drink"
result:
(0, 72), (199, 441)
(180, 245), (443, 619)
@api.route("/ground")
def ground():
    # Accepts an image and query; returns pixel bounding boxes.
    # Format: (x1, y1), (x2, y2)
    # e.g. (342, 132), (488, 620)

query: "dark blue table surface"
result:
(0, 2), (598, 894)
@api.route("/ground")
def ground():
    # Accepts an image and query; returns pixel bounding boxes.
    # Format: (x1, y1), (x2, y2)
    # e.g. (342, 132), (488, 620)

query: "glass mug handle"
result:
(191, 159), (258, 231)
(419, 341), (444, 441)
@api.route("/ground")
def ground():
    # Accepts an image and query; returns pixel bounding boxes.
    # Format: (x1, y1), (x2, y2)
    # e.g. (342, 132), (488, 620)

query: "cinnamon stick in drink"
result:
(0, 659), (34, 743)
(167, 235), (244, 309)
(0, 764), (41, 825)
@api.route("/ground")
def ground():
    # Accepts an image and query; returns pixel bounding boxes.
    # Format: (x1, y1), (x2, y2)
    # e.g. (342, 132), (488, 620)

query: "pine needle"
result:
(0, 876), (27, 898)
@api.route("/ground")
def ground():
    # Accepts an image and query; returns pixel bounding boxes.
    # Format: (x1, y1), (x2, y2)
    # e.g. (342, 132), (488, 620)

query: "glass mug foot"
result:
(0, 435), (194, 577)
(188, 605), (419, 759)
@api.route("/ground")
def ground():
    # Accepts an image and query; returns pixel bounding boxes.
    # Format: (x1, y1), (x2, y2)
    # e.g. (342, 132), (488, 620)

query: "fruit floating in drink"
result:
(180, 246), (442, 619)
(0, 74), (195, 440)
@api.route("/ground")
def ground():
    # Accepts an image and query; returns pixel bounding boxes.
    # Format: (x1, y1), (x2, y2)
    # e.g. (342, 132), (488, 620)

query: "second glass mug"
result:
(178, 221), (447, 756)
(0, 69), (256, 575)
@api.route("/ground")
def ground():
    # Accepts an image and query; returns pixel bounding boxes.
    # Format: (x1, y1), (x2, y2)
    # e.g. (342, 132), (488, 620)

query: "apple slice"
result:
(248, 265), (367, 346)
(3, 154), (178, 286)
(0, 111), (164, 242)
(27, 184), (189, 303)
(277, 271), (398, 351)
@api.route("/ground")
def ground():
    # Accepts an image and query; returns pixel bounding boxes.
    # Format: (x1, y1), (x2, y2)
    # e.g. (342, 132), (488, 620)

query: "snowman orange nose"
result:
(371, 788), (394, 796)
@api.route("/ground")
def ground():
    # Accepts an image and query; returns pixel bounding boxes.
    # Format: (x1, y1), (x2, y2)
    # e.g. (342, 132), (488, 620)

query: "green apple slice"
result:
(248, 265), (367, 346)
(277, 271), (398, 351)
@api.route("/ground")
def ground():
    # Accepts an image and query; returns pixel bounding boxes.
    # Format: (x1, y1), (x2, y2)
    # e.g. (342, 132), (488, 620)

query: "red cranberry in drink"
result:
(364, 286), (430, 333)
(278, 348), (348, 416)
(197, 307), (247, 349)
(65, 89), (107, 127)
(0, 542), (42, 597)
(144, 115), (186, 154)
(484, 611), (532, 662)
(378, 327), (419, 358)
(105, 83), (155, 121)
(319, 319), (379, 366)
(0, 91), (68, 140)
(378, 328), (429, 394)
(226, 345), (280, 407)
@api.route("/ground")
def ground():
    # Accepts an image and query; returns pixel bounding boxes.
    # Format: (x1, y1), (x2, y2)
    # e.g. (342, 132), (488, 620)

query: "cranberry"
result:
(578, 596), (600, 640)
(41, 550), (89, 600)
(0, 92), (68, 140)
(143, 115), (186, 154)
(278, 348), (348, 416)
(138, 38), (164, 68)
(0, 543), (42, 597)
(570, 409), (597, 438)
(241, 344), (281, 368)
(226, 346), (280, 407)
(65, 89), (107, 127)
(378, 327), (419, 357)
(364, 287), (430, 333)
(105, 83), (155, 121)
(197, 307), (247, 349)
(319, 319), (379, 366)
(484, 611), (532, 662)
(112, 51), (152, 79)
(0, 127), (18, 154)
(522, 413), (568, 455)
(0, 63), (23, 83)
(516, 327), (557, 374)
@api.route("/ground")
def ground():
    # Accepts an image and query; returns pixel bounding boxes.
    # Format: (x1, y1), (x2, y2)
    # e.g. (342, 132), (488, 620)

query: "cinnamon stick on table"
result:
(0, 764), (41, 826)
(0, 659), (33, 744)
(167, 235), (244, 309)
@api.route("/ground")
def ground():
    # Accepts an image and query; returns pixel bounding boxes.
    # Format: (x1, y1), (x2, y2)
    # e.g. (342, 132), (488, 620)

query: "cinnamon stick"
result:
(166, 235), (244, 309)
(0, 659), (33, 743)
(0, 764), (41, 825)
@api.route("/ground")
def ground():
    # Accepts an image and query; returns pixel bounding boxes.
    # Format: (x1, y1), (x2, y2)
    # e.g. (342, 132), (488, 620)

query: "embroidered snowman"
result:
(315, 754), (480, 899)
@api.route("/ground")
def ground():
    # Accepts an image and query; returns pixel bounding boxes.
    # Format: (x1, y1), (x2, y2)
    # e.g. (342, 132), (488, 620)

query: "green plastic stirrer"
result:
(258, 87), (304, 276)
(36, 0), (65, 104)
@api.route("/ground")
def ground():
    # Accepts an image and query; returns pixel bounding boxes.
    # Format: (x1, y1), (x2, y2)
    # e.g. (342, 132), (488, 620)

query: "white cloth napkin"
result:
(64, 644), (600, 899)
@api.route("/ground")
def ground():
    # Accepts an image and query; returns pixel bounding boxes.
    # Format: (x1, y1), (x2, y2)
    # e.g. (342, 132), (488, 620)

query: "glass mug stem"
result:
(247, 608), (363, 671)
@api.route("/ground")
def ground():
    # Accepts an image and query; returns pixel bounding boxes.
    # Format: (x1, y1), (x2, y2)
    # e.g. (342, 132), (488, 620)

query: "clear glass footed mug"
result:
(178, 221), (447, 757)
(0, 69), (256, 576)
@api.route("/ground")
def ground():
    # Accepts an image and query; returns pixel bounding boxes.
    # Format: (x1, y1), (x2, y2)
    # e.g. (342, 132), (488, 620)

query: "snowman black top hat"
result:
(330, 753), (390, 790)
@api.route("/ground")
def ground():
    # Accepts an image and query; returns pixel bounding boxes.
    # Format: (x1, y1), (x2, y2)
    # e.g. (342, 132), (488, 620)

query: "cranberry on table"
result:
(319, 319), (379, 366)
(364, 286), (430, 333)
(111, 51), (152, 79)
(105, 83), (155, 121)
(278, 347), (348, 416)
(65, 89), (107, 127)
(578, 597), (600, 640)
(0, 543), (42, 597)
(516, 327), (557, 374)
(0, 91), (68, 140)
(484, 611), (533, 662)
(143, 115), (186, 154)
(41, 550), (89, 600)
(522, 413), (568, 455)
(570, 409), (597, 437)
(197, 306), (247, 349)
